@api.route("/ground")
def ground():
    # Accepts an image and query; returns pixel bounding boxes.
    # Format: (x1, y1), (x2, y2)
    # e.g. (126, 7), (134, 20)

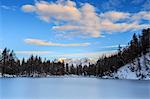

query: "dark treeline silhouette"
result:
(0, 28), (149, 77)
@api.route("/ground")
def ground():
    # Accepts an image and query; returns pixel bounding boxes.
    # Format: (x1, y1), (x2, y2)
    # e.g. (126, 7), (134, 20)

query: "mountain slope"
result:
(103, 53), (150, 80)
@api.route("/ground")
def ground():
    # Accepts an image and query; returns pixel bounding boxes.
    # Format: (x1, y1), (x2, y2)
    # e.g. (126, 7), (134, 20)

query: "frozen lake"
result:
(0, 77), (150, 99)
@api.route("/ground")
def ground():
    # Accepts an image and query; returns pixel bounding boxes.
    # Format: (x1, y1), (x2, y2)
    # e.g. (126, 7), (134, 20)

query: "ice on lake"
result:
(0, 77), (150, 99)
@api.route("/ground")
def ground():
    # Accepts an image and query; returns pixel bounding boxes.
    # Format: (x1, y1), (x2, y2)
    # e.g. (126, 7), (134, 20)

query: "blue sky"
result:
(0, 0), (150, 60)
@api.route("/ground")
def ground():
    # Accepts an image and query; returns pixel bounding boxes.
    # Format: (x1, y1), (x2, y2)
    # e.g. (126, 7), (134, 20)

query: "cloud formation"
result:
(21, 0), (101, 37)
(105, 45), (126, 48)
(15, 50), (116, 59)
(56, 50), (117, 59)
(99, 11), (130, 22)
(22, 0), (150, 38)
(132, 11), (150, 21)
(0, 5), (16, 11)
(24, 38), (90, 47)
(16, 50), (52, 55)
(22, 0), (81, 22)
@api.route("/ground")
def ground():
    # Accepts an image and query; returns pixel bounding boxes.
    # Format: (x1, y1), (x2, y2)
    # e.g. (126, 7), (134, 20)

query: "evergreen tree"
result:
(141, 28), (150, 54)
(65, 63), (69, 74)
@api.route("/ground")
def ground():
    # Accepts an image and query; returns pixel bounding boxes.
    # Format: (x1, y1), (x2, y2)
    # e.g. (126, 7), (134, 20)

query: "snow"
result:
(60, 58), (97, 66)
(107, 53), (150, 80)
(113, 64), (139, 80)
(2, 74), (17, 78)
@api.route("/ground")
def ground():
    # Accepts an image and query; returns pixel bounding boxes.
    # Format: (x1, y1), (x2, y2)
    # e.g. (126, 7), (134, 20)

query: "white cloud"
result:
(21, 0), (150, 38)
(14, 50), (116, 59)
(100, 19), (150, 33)
(132, 11), (150, 21)
(0, 48), (53, 55)
(0, 47), (116, 59)
(22, 0), (101, 38)
(99, 11), (130, 22)
(16, 50), (53, 55)
(21, 5), (35, 12)
(24, 38), (90, 47)
(22, 0), (81, 22)
(0, 5), (16, 11)
(56, 50), (117, 59)
(99, 11), (150, 33)
(105, 45), (127, 48)
(0, 5), (10, 10)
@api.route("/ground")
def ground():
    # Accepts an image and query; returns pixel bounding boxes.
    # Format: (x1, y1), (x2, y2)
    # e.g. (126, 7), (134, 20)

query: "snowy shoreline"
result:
(0, 74), (149, 80)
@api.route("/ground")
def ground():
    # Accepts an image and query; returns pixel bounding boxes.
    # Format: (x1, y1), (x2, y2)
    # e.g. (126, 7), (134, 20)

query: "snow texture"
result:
(103, 53), (150, 80)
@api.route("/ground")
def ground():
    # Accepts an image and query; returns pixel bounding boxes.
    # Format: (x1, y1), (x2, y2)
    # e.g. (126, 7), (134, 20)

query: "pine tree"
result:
(1, 48), (10, 76)
(65, 63), (69, 74)
(141, 28), (150, 54)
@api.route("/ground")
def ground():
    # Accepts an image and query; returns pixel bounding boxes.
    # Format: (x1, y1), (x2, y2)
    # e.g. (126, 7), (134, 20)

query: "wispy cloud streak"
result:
(24, 38), (90, 47)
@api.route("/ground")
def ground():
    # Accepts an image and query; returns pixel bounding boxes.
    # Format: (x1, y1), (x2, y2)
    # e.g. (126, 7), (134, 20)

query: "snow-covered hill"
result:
(58, 58), (97, 66)
(103, 53), (150, 80)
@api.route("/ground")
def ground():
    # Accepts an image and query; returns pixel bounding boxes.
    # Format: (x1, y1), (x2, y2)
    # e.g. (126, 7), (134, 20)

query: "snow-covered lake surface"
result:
(0, 77), (149, 99)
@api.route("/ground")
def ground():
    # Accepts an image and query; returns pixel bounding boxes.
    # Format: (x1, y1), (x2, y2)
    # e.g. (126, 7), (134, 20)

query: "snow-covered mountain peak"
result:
(57, 58), (97, 66)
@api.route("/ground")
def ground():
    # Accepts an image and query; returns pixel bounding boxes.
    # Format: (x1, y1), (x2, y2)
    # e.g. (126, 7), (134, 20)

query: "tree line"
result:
(0, 28), (149, 77)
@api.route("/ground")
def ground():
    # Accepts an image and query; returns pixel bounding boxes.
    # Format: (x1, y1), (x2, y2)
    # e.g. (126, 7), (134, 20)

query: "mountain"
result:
(102, 53), (150, 80)
(57, 58), (97, 66)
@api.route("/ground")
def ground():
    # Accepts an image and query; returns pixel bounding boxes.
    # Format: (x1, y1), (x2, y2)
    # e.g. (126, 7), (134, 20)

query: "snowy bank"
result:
(103, 53), (150, 80)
